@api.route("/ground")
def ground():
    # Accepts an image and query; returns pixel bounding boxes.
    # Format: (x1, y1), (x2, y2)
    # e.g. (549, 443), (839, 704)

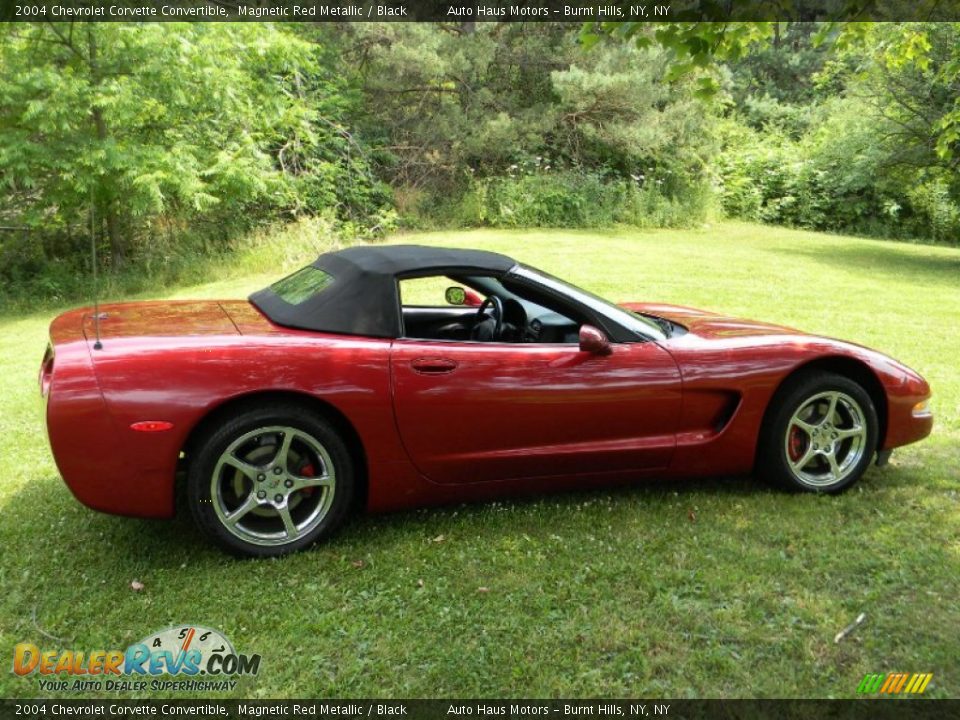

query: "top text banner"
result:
(4, 0), (960, 21)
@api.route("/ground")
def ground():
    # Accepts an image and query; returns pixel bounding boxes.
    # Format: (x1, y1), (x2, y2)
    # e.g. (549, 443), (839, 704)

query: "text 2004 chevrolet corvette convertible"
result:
(40, 245), (933, 556)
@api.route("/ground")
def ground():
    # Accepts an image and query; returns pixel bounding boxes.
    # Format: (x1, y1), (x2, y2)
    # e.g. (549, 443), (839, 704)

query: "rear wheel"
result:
(758, 372), (878, 493)
(187, 404), (355, 557)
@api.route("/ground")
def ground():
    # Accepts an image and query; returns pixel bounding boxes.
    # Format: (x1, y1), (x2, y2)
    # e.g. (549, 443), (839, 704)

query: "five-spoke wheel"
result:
(188, 404), (354, 557)
(212, 426), (336, 547)
(759, 372), (878, 493)
(784, 391), (869, 487)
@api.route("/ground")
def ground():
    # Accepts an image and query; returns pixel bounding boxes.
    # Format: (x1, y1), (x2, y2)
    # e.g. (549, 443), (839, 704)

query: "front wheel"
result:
(187, 404), (355, 557)
(758, 372), (879, 493)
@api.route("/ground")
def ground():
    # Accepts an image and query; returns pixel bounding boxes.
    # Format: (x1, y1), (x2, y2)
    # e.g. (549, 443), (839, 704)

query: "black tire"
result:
(187, 402), (355, 557)
(757, 371), (879, 494)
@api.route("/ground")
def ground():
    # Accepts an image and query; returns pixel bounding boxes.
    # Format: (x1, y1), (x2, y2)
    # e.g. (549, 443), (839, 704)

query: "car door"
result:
(389, 338), (682, 484)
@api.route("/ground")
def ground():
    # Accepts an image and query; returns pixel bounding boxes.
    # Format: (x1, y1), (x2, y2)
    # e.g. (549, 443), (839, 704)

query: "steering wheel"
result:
(473, 295), (504, 341)
(502, 298), (527, 342)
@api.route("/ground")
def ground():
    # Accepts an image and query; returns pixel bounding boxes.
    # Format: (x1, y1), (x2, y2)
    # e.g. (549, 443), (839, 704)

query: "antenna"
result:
(90, 191), (103, 351)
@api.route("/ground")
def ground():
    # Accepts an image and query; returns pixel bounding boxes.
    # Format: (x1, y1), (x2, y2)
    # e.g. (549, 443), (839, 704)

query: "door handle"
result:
(411, 357), (458, 374)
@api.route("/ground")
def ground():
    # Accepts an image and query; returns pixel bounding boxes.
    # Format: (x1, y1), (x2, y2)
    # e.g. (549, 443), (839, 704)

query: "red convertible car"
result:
(41, 245), (933, 556)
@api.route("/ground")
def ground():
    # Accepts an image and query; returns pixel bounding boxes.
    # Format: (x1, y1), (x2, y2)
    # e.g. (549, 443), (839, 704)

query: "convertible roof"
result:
(249, 244), (517, 338)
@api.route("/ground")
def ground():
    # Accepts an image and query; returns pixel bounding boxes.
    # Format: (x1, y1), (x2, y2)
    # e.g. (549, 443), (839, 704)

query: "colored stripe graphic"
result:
(857, 674), (885, 693)
(880, 673), (902, 693)
(860, 672), (932, 694)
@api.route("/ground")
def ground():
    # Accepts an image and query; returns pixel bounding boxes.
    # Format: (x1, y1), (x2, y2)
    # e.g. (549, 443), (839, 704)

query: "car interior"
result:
(399, 274), (586, 344)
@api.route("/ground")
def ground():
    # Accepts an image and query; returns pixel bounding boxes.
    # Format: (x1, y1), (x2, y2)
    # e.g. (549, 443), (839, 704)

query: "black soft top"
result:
(249, 244), (517, 338)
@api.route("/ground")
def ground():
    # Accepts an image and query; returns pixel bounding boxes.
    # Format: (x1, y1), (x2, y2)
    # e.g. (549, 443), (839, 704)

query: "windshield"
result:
(511, 266), (666, 341)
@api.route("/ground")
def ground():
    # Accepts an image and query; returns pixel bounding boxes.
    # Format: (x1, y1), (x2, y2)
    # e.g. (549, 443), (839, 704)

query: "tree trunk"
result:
(86, 26), (124, 268)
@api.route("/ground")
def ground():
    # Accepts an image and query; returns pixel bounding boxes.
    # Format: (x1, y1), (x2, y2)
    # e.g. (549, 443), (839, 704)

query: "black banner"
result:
(0, 700), (958, 720)
(2, 0), (960, 22)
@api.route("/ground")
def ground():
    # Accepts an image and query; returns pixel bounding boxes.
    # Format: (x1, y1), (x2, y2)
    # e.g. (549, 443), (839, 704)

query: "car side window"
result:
(399, 275), (478, 342)
(398, 276), (455, 307)
(398, 273), (586, 345)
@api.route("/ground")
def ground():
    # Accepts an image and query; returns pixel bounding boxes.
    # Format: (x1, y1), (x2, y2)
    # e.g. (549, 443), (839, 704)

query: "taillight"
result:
(39, 344), (54, 397)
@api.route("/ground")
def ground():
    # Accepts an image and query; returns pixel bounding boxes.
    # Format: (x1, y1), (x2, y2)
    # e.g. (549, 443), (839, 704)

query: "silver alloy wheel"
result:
(784, 390), (868, 488)
(210, 425), (336, 547)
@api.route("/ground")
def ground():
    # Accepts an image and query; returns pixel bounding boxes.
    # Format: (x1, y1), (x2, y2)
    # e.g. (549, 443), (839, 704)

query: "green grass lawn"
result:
(0, 222), (957, 699)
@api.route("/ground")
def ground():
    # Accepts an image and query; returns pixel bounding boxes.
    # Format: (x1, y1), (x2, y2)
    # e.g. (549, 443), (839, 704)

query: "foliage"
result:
(584, 19), (956, 131)
(445, 168), (707, 230)
(4, 20), (960, 304)
(864, 23), (960, 163)
(716, 102), (897, 235)
(713, 23), (960, 243)
(581, 21), (777, 99)
(332, 24), (715, 226)
(550, 44), (716, 181)
(0, 214), (344, 313)
(849, 23), (960, 166)
(326, 23), (569, 191)
(722, 22), (837, 138)
(908, 179), (960, 244)
(0, 22), (391, 293)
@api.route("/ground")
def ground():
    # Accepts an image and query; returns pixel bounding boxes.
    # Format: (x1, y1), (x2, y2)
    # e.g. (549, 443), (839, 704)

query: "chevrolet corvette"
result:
(40, 245), (933, 556)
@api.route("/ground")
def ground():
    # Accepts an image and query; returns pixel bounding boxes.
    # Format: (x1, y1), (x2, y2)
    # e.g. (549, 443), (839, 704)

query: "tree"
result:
(585, 20), (960, 160)
(581, 21), (777, 99)
(0, 22), (385, 272)
(325, 24), (713, 195)
(322, 22), (571, 192)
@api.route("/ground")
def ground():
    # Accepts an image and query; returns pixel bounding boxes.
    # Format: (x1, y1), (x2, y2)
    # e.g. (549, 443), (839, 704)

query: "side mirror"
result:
(463, 289), (484, 307)
(446, 286), (484, 307)
(579, 325), (611, 355)
(445, 286), (467, 306)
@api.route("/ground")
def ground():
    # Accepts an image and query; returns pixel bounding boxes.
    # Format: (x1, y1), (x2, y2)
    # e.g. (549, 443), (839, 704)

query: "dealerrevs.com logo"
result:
(12, 625), (261, 693)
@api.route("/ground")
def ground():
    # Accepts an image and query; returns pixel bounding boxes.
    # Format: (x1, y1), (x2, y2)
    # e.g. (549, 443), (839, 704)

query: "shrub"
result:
(908, 180), (960, 244)
(0, 214), (366, 313)
(717, 97), (960, 244)
(433, 168), (710, 230)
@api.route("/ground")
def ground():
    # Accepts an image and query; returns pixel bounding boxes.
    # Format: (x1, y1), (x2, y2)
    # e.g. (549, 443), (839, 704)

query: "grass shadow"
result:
(333, 463), (924, 549)
(778, 240), (960, 286)
(4, 462), (931, 566)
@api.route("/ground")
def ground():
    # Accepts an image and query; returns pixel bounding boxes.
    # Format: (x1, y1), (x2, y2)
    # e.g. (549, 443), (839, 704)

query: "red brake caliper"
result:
(788, 426), (805, 462)
(299, 463), (316, 496)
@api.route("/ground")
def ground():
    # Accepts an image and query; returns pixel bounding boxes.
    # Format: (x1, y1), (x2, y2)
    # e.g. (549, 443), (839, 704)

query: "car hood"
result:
(619, 302), (804, 339)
